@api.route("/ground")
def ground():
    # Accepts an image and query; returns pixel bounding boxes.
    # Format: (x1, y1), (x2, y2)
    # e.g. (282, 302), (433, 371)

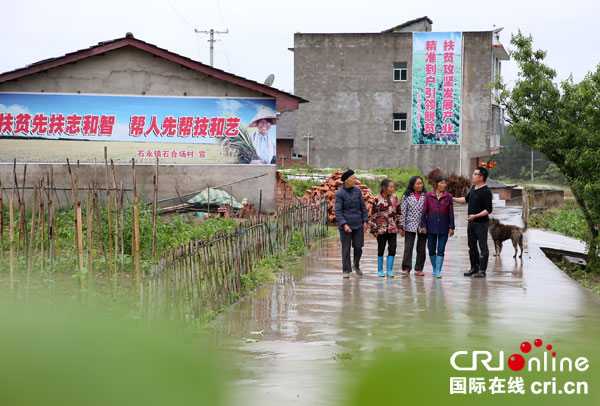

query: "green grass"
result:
(557, 261), (600, 296)
(531, 201), (600, 292)
(332, 352), (354, 363)
(286, 178), (323, 197)
(529, 200), (589, 241)
(240, 232), (304, 292)
(358, 167), (426, 197)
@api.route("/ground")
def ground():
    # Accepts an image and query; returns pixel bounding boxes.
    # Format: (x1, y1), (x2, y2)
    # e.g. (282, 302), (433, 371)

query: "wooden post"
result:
(76, 202), (84, 291)
(152, 158), (159, 261)
(132, 158), (137, 197)
(26, 184), (38, 302)
(134, 195), (141, 288)
(110, 160), (120, 275)
(522, 187), (530, 228)
(18, 164), (28, 260)
(67, 159), (79, 248)
(105, 150), (114, 279)
(39, 180), (45, 273)
(120, 180), (125, 275)
(9, 195), (15, 291)
(87, 188), (94, 307)
(48, 169), (55, 286)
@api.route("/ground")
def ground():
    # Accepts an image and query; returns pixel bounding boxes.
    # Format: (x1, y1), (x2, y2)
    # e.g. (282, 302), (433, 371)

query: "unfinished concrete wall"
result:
(293, 31), (495, 177)
(461, 32), (493, 175)
(0, 163), (277, 212)
(505, 190), (564, 209)
(0, 46), (268, 98)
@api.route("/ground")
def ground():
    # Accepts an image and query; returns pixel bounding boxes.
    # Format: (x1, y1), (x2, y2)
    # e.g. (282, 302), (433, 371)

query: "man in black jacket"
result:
(453, 166), (493, 278)
(335, 169), (369, 278)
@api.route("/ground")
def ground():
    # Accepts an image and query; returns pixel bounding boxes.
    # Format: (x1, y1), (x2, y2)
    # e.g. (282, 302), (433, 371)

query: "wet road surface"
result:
(212, 206), (600, 405)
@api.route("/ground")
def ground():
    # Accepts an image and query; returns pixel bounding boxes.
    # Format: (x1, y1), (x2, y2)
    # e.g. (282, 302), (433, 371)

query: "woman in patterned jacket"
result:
(421, 175), (455, 279)
(369, 179), (402, 278)
(399, 176), (427, 276)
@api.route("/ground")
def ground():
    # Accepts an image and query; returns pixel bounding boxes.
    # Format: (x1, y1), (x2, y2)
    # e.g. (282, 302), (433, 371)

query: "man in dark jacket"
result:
(335, 169), (369, 278)
(453, 166), (493, 278)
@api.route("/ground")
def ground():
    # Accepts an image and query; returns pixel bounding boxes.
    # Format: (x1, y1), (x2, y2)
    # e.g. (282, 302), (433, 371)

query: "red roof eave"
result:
(0, 37), (307, 111)
(492, 44), (510, 61)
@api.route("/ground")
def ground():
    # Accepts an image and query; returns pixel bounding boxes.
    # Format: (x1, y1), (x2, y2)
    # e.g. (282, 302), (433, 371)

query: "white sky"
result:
(1, 0), (598, 94)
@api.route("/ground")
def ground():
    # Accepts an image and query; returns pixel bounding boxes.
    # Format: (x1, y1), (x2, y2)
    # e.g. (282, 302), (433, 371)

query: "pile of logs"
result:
(301, 171), (374, 225)
(427, 168), (471, 198)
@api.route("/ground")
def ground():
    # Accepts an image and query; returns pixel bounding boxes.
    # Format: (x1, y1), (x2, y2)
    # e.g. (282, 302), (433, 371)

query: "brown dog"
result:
(489, 218), (526, 258)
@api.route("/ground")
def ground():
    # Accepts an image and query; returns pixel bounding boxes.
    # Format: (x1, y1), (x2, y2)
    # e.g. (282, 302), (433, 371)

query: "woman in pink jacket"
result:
(369, 179), (402, 278)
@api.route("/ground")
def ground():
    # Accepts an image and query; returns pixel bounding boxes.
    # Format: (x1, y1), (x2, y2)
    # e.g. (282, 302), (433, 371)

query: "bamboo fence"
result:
(0, 160), (329, 327)
(142, 199), (328, 328)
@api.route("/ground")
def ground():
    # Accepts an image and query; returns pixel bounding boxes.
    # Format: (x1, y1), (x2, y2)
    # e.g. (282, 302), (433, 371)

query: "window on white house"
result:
(393, 113), (407, 132)
(393, 62), (408, 82)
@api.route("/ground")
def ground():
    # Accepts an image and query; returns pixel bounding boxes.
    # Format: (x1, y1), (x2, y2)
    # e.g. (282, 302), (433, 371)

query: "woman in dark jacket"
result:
(335, 169), (369, 278)
(421, 175), (455, 278)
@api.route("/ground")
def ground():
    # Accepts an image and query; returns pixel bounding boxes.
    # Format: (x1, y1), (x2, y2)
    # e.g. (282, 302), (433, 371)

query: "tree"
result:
(492, 32), (600, 271)
(493, 126), (564, 183)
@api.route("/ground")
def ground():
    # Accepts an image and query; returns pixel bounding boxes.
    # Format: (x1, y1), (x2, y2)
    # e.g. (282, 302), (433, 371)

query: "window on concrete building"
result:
(291, 149), (303, 159)
(393, 62), (408, 82)
(393, 113), (407, 132)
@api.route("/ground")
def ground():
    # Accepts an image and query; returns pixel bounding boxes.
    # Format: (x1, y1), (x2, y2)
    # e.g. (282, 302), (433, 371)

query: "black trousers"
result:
(339, 228), (364, 273)
(401, 231), (427, 271)
(467, 221), (490, 272)
(377, 233), (397, 257)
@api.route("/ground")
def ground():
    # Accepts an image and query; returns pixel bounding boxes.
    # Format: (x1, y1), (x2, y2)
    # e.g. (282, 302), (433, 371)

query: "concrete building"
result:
(0, 33), (307, 211)
(291, 17), (509, 175)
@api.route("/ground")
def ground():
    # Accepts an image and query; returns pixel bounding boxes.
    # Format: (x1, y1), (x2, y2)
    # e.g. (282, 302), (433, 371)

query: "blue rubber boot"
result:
(386, 256), (395, 278)
(429, 255), (437, 276)
(377, 256), (385, 277)
(435, 256), (445, 278)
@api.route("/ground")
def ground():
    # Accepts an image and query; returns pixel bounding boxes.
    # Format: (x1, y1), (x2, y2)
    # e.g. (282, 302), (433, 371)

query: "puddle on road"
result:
(207, 206), (600, 406)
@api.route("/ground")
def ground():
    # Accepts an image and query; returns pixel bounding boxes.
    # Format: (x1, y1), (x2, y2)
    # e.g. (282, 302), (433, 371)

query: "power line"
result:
(215, 0), (228, 30)
(168, 0), (194, 30)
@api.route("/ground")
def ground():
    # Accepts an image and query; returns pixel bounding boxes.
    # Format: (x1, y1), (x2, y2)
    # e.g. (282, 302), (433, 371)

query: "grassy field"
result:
(0, 139), (238, 164)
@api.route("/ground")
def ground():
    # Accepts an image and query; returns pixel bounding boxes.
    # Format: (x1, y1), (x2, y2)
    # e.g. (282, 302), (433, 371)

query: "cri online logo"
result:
(451, 339), (590, 372)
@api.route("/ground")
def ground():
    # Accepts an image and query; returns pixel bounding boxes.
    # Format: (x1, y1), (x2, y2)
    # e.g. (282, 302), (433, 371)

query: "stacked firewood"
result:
(426, 168), (471, 197)
(301, 171), (374, 225)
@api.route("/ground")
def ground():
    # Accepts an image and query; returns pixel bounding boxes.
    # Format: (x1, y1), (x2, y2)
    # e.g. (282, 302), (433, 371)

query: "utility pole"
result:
(531, 147), (534, 182)
(279, 154), (287, 168)
(194, 28), (228, 66)
(304, 134), (313, 166)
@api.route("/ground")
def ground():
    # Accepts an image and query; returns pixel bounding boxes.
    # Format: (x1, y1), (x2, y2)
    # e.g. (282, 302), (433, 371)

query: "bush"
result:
(530, 206), (589, 241)
(286, 178), (323, 197)
(360, 167), (425, 196)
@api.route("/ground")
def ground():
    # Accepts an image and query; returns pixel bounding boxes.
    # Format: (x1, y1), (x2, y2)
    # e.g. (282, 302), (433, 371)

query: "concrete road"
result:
(212, 206), (600, 405)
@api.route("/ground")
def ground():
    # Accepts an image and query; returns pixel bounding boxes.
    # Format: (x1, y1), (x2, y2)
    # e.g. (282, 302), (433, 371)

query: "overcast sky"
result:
(1, 0), (597, 95)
